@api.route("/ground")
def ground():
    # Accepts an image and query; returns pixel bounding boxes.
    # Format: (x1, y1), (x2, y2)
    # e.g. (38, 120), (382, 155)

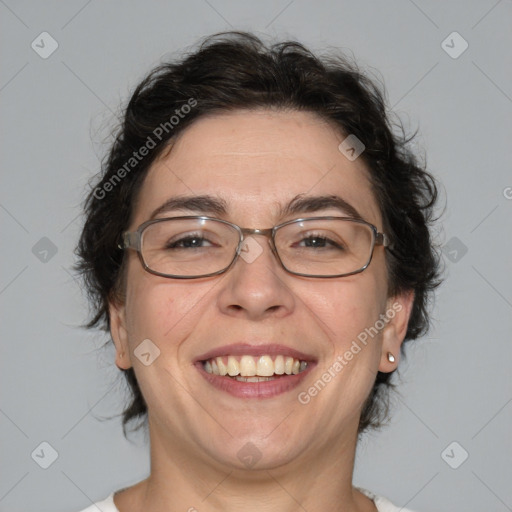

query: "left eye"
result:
(296, 236), (344, 250)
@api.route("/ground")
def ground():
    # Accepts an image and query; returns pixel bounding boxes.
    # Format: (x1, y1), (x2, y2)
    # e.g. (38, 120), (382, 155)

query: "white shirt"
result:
(76, 488), (417, 512)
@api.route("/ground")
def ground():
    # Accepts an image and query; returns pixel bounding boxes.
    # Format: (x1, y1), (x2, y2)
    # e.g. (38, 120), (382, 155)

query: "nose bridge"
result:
(240, 227), (273, 238)
(238, 227), (278, 262)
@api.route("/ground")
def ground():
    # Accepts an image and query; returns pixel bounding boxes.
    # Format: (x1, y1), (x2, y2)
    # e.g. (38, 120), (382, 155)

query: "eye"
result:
(165, 233), (215, 250)
(295, 234), (345, 250)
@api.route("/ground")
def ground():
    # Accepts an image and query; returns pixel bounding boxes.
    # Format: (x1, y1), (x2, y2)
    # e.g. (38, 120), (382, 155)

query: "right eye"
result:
(164, 233), (215, 250)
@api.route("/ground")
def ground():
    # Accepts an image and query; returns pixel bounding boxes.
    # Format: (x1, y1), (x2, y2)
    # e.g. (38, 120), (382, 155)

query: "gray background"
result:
(1, 1), (511, 511)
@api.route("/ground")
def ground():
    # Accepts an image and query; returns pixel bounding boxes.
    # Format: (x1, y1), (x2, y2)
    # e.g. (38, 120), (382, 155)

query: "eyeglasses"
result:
(120, 216), (388, 279)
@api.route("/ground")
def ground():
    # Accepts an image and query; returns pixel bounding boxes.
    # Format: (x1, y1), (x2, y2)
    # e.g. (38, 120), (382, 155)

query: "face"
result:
(110, 109), (412, 473)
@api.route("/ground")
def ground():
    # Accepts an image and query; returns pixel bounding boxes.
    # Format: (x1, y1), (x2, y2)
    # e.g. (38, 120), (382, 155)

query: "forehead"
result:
(132, 109), (382, 227)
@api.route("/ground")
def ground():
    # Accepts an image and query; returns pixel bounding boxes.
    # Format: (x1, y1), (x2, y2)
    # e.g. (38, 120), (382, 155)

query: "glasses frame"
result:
(120, 215), (389, 279)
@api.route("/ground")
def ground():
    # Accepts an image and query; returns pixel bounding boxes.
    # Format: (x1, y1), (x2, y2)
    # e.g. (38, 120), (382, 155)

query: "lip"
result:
(195, 360), (315, 399)
(194, 343), (317, 399)
(194, 343), (316, 363)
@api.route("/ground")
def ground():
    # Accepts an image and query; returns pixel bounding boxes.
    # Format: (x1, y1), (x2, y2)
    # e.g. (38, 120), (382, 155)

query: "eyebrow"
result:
(149, 193), (363, 221)
(281, 194), (364, 221)
(150, 195), (228, 219)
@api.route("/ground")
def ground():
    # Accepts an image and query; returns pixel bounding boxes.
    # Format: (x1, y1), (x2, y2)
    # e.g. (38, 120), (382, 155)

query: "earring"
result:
(387, 352), (395, 363)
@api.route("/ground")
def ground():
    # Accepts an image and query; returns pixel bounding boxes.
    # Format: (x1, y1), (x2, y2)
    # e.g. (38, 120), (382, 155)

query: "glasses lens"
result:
(141, 218), (239, 277)
(275, 219), (375, 276)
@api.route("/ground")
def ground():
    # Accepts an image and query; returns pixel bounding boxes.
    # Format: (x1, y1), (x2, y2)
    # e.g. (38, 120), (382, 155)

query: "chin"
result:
(200, 427), (307, 473)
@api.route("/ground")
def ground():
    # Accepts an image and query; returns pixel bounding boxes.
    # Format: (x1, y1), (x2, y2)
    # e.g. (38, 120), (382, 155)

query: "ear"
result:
(378, 291), (414, 373)
(109, 299), (132, 370)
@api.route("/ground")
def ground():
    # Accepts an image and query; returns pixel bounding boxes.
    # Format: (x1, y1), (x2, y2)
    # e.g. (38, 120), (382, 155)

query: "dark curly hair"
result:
(76, 31), (441, 437)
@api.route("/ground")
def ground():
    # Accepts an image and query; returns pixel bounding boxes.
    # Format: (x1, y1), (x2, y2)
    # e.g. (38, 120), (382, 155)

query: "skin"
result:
(109, 109), (414, 512)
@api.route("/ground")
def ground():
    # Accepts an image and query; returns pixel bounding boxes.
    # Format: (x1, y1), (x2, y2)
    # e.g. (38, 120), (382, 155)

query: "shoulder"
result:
(74, 493), (118, 512)
(358, 487), (418, 512)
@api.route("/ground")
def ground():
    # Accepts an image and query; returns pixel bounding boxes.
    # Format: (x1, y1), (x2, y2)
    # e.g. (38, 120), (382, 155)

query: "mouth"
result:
(194, 344), (316, 398)
(203, 354), (309, 381)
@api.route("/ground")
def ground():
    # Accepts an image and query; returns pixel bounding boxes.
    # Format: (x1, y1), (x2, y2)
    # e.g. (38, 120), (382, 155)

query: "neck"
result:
(116, 417), (376, 512)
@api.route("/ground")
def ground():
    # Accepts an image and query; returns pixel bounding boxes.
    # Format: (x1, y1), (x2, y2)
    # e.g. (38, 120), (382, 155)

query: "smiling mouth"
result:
(202, 354), (309, 382)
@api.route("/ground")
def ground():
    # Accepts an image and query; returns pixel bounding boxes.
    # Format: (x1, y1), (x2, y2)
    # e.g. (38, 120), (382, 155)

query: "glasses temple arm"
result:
(118, 231), (139, 250)
(376, 232), (390, 247)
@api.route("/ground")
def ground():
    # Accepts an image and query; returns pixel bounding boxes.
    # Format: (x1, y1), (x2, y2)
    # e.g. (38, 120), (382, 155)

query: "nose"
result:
(216, 235), (296, 321)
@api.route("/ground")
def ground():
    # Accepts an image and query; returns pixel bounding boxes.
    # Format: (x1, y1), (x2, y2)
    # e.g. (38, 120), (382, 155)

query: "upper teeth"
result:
(203, 355), (308, 377)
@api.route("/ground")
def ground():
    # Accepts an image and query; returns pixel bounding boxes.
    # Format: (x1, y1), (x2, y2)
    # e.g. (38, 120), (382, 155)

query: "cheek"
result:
(303, 270), (387, 345)
(124, 272), (206, 348)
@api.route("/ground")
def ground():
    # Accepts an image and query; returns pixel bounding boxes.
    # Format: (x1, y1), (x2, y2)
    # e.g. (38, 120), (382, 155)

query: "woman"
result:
(75, 32), (440, 512)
